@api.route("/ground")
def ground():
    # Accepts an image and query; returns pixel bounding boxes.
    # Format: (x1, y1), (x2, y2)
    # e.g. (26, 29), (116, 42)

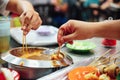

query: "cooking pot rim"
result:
(1, 47), (73, 68)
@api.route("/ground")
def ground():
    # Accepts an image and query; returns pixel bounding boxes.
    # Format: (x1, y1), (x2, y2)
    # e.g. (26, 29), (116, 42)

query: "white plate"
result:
(10, 25), (58, 46)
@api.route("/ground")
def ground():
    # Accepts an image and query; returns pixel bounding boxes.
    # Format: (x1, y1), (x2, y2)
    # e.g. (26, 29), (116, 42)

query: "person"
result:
(57, 19), (120, 46)
(0, 0), (42, 35)
(51, 0), (68, 27)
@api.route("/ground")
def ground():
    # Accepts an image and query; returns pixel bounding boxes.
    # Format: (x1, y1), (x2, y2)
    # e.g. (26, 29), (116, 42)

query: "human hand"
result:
(57, 20), (94, 46)
(20, 10), (42, 35)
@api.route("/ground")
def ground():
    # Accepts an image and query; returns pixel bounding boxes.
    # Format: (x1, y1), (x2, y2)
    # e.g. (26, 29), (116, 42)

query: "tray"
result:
(10, 25), (58, 46)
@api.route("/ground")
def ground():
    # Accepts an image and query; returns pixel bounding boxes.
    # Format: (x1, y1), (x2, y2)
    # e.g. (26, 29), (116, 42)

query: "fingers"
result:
(20, 11), (32, 35)
(68, 41), (73, 44)
(62, 33), (75, 43)
(20, 10), (42, 35)
(57, 22), (74, 45)
(20, 11), (32, 28)
(58, 28), (74, 45)
(57, 28), (64, 46)
(30, 12), (42, 30)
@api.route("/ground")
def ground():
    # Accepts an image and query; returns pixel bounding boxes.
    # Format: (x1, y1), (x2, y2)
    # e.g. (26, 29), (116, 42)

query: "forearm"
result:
(93, 20), (120, 40)
(6, 0), (34, 15)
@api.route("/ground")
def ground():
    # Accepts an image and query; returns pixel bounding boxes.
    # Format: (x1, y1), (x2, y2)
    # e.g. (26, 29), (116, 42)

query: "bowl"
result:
(1, 47), (73, 80)
(66, 40), (96, 53)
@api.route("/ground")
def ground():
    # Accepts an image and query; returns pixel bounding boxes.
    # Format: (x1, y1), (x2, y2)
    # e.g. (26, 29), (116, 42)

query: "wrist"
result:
(90, 22), (103, 38)
(19, 1), (34, 15)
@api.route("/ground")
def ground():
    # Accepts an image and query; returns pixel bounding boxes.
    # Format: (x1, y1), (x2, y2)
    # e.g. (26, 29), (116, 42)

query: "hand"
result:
(57, 20), (94, 46)
(20, 10), (42, 35)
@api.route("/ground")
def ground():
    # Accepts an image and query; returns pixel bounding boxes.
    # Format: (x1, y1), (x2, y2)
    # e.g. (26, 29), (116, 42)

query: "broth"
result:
(10, 48), (51, 60)
(10, 47), (70, 67)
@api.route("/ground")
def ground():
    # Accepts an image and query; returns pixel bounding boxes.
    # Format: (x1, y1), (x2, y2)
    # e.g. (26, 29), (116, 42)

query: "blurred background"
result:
(4, 0), (120, 27)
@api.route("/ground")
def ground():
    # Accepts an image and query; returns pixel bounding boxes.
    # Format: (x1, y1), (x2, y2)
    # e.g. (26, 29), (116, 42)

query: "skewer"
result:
(89, 49), (112, 66)
(22, 33), (25, 53)
(56, 44), (65, 59)
(95, 50), (120, 67)
(24, 35), (28, 53)
(109, 50), (120, 58)
(22, 31), (28, 54)
(115, 61), (120, 65)
(107, 50), (120, 64)
(57, 46), (61, 57)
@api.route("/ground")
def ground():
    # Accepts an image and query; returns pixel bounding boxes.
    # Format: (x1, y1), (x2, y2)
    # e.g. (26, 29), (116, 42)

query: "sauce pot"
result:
(1, 47), (73, 80)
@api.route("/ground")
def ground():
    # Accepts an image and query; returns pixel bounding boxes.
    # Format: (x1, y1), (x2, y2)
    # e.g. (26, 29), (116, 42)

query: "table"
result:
(2, 36), (120, 79)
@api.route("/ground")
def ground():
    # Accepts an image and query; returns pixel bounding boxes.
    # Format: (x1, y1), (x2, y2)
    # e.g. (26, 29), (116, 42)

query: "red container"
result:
(0, 68), (20, 80)
(0, 72), (5, 80)
(102, 39), (117, 47)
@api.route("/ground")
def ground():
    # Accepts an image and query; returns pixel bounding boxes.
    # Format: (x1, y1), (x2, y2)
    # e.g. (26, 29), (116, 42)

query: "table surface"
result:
(1, 36), (119, 79)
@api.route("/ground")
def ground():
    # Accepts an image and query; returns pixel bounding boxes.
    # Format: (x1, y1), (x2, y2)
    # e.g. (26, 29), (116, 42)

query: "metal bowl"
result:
(1, 47), (73, 80)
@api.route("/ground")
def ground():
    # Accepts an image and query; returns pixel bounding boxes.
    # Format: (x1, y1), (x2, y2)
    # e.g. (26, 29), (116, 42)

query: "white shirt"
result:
(0, 0), (9, 16)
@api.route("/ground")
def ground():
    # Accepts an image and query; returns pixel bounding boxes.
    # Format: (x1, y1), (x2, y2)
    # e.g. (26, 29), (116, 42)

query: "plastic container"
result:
(102, 39), (116, 47)
(0, 65), (5, 80)
(0, 19), (10, 53)
(0, 71), (5, 80)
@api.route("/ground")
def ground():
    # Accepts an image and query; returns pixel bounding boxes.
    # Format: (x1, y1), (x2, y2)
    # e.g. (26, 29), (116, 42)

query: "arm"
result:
(100, 0), (113, 10)
(6, 0), (34, 15)
(57, 20), (120, 45)
(93, 20), (120, 39)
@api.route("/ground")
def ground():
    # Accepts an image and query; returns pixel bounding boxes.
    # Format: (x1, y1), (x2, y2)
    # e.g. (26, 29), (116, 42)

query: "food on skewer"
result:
(68, 66), (99, 80)
(68, 64), (120, 80)
(84, 72), (99, 80)
(84, 73), (111, 80)
(99, 74), (110, 80)
(68, 49), (120, 80)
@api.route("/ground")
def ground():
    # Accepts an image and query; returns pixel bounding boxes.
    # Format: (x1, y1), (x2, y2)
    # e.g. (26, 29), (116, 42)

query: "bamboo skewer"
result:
(22, 31), (28, 54)
(89, 49), (112, 66)
(108, 50), (120, 64)
(109, 50), (120, 58)
(57, 46), (61, 58)
(115, 61), (120, 65)
(89, 49), (120, 67)
(22, 33), (25, 53)
(25, 35), (28, 53)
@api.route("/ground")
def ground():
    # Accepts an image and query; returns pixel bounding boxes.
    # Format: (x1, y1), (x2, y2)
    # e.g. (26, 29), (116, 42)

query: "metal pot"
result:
(1, 47), (73, 80)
